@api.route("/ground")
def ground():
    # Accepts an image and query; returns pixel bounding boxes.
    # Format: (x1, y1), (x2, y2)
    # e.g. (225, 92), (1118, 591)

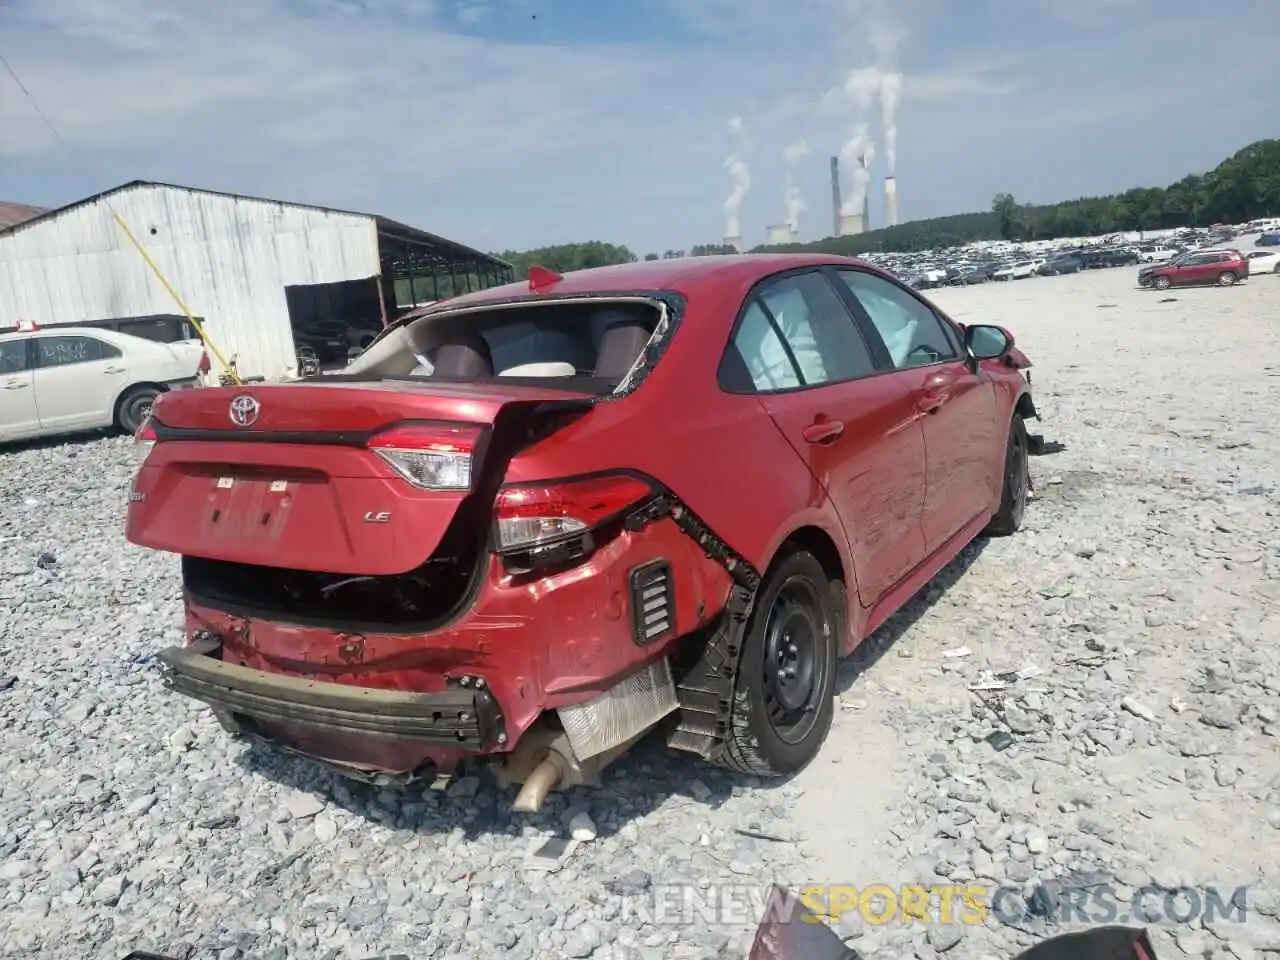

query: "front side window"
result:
(834, 270), (960, 370)
(0, 339), (30, 374)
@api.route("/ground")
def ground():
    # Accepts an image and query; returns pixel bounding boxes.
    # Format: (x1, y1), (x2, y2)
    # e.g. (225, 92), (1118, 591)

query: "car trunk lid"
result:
(127, 380), (596, 575)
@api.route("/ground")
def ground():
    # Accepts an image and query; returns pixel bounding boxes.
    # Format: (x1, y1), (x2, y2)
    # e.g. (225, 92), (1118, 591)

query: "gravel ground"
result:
(2, 266), (1279, 960)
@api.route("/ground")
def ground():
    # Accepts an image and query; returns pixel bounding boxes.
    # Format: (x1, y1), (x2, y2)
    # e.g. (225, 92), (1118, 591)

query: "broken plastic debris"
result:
(970, 663), (1042, 692)
(985, 730), (1015, 751)
(970, 677), (1009, 692)
(1121, 697), (1156, 721)
(942, 646), (972, 659)
(524, 835), (579, 872)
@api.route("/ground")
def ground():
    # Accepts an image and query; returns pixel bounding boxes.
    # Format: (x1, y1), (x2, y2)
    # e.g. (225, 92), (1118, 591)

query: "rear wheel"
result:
(1218, 271), (1238, 286)
(984, 414), (1029, 537)
(1154, 276), (1172, 290)
(711, 550), (837, 777)
(116, 386), (161, 434)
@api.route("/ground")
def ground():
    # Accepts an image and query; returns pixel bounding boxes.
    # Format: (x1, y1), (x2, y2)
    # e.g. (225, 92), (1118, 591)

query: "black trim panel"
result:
(157, 638), (505, 748)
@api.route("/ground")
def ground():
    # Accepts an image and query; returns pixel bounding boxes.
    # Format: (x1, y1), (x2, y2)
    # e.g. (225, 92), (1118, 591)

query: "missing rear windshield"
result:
(343, 297), (667, 396)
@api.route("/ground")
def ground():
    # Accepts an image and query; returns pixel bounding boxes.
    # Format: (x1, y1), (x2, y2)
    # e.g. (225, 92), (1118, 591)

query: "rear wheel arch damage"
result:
(708, 543), (839, 777)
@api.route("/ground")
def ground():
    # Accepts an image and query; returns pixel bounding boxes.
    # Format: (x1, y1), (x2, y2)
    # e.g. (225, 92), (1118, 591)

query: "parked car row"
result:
(905, 245), (1140, 289)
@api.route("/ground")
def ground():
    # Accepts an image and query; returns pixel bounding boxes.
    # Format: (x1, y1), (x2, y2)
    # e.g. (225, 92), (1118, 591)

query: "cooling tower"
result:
(723, 234), (744, 252)
(766, 223), (795, 245)
(838, 213), (864, 236)
(884, 176), (898, 227)
(829, 157), (842, 238)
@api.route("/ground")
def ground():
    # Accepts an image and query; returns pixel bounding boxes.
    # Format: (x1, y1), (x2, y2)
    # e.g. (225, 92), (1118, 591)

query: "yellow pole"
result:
(111, 212), (241, 384)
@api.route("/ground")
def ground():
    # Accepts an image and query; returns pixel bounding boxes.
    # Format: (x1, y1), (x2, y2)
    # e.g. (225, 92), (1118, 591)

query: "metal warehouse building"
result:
(0, 181), (513, 381)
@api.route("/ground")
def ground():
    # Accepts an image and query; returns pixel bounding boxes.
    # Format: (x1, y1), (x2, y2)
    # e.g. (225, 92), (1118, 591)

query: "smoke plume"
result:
(843, 66), (881, 113)
(783, 140), (808, 233)
(723, 116), (750, 239)
(836, 67), (880, 217)
(879, 71), (902, 176)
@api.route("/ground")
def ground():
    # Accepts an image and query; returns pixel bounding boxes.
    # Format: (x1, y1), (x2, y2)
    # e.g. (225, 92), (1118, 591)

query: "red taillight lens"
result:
(367, 423), (480, 491)
(493, 472), (656, 553)
(132, 418), (157, 465)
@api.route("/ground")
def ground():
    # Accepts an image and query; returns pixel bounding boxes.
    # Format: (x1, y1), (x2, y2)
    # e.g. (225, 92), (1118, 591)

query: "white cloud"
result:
(456, 1), (488, 24)
(0, 0), (1276, 252)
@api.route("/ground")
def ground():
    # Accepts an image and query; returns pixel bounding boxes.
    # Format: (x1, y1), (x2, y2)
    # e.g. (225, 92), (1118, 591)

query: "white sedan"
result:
(1246, 249), (1280, 276)
(0, 325), (207, 444)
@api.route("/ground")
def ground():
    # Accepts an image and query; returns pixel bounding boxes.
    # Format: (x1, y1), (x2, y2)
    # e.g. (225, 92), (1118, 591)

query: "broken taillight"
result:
(493, 472), (656, 553)
(367, 424), (480, 491)
(132, 419), (158, 465)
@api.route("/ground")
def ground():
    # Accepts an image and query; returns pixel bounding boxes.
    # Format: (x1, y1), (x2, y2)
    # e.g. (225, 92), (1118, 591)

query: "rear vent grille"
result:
(629, 560), (675, 645)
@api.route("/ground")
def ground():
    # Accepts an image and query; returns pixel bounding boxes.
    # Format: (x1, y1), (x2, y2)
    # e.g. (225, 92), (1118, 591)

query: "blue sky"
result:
(0, 0), (1275, 255)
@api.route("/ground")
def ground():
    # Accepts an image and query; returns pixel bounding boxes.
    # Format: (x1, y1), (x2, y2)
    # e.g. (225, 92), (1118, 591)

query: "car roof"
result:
(0, 325), (138, 343)
(411, 254), (879, 315)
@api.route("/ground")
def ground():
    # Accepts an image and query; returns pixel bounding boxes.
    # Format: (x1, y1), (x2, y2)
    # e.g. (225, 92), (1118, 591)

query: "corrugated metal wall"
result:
(0, 184), (381, 381)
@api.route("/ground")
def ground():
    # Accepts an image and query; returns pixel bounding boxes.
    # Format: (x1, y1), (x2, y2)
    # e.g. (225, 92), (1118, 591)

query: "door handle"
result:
(802, 419), (844, 444)
(917, 371), (955, 413)
(916, 393), (946, 414)
(4, 382), (28, 390)
(104, 367), (126, 374)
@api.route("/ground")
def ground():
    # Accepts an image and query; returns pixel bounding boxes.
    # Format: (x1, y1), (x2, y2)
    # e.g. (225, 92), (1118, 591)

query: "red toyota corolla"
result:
(125, 254), (1036, 810)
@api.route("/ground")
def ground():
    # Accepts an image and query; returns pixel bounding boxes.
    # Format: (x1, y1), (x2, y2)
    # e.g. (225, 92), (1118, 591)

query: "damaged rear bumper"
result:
(157, 636), (506, 749)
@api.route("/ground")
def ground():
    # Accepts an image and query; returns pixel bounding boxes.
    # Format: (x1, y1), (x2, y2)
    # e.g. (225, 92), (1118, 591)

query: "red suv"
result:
(126, 255), (1036, 809)
(1138, 249), (1250, 289)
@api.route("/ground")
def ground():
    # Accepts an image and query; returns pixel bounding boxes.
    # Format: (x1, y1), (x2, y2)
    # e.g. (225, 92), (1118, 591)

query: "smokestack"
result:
(829, 156), (842, 238)
(884, 176), (898, 227)
(838, 213), (864, 236)
(766, 223), (795, 245)
(723, 234), (744, 252)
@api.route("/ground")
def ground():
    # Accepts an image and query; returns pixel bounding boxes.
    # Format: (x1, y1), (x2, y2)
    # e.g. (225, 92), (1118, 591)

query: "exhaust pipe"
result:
(510, 751), (567, 813)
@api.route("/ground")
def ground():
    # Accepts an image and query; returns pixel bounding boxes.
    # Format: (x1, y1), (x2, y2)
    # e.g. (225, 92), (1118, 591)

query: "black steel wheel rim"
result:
(1008, 426), (1029, 524)
(761, 577), (828, 744)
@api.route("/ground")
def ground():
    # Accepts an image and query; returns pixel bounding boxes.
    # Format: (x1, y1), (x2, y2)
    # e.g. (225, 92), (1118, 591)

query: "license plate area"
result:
(201, 475), (297, 541)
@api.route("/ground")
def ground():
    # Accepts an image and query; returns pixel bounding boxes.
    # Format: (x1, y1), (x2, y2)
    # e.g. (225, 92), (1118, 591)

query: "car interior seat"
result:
(592, 313), (653, 381)
(428, 333), (494, 377)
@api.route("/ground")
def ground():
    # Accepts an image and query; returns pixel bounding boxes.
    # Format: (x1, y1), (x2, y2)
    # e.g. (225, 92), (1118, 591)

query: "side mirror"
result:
(965, 323), (1013, 361)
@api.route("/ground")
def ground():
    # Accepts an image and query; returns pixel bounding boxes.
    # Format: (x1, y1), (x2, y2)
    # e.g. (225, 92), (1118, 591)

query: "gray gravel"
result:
(2, 267), (1279, 959)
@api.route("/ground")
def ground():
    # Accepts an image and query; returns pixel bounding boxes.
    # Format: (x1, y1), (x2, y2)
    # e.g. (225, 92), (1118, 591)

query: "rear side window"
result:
(35, 336), (120, 368)
(720, 271), (876, 393)
(401, 299), (660, 393)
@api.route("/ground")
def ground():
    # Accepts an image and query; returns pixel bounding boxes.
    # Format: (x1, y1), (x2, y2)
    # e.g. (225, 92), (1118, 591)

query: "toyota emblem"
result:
(228, 394), (260, 427)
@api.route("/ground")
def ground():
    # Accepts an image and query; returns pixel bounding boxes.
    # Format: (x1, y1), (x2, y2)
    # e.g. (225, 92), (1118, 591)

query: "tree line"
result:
(486, 138), (1280, 273)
